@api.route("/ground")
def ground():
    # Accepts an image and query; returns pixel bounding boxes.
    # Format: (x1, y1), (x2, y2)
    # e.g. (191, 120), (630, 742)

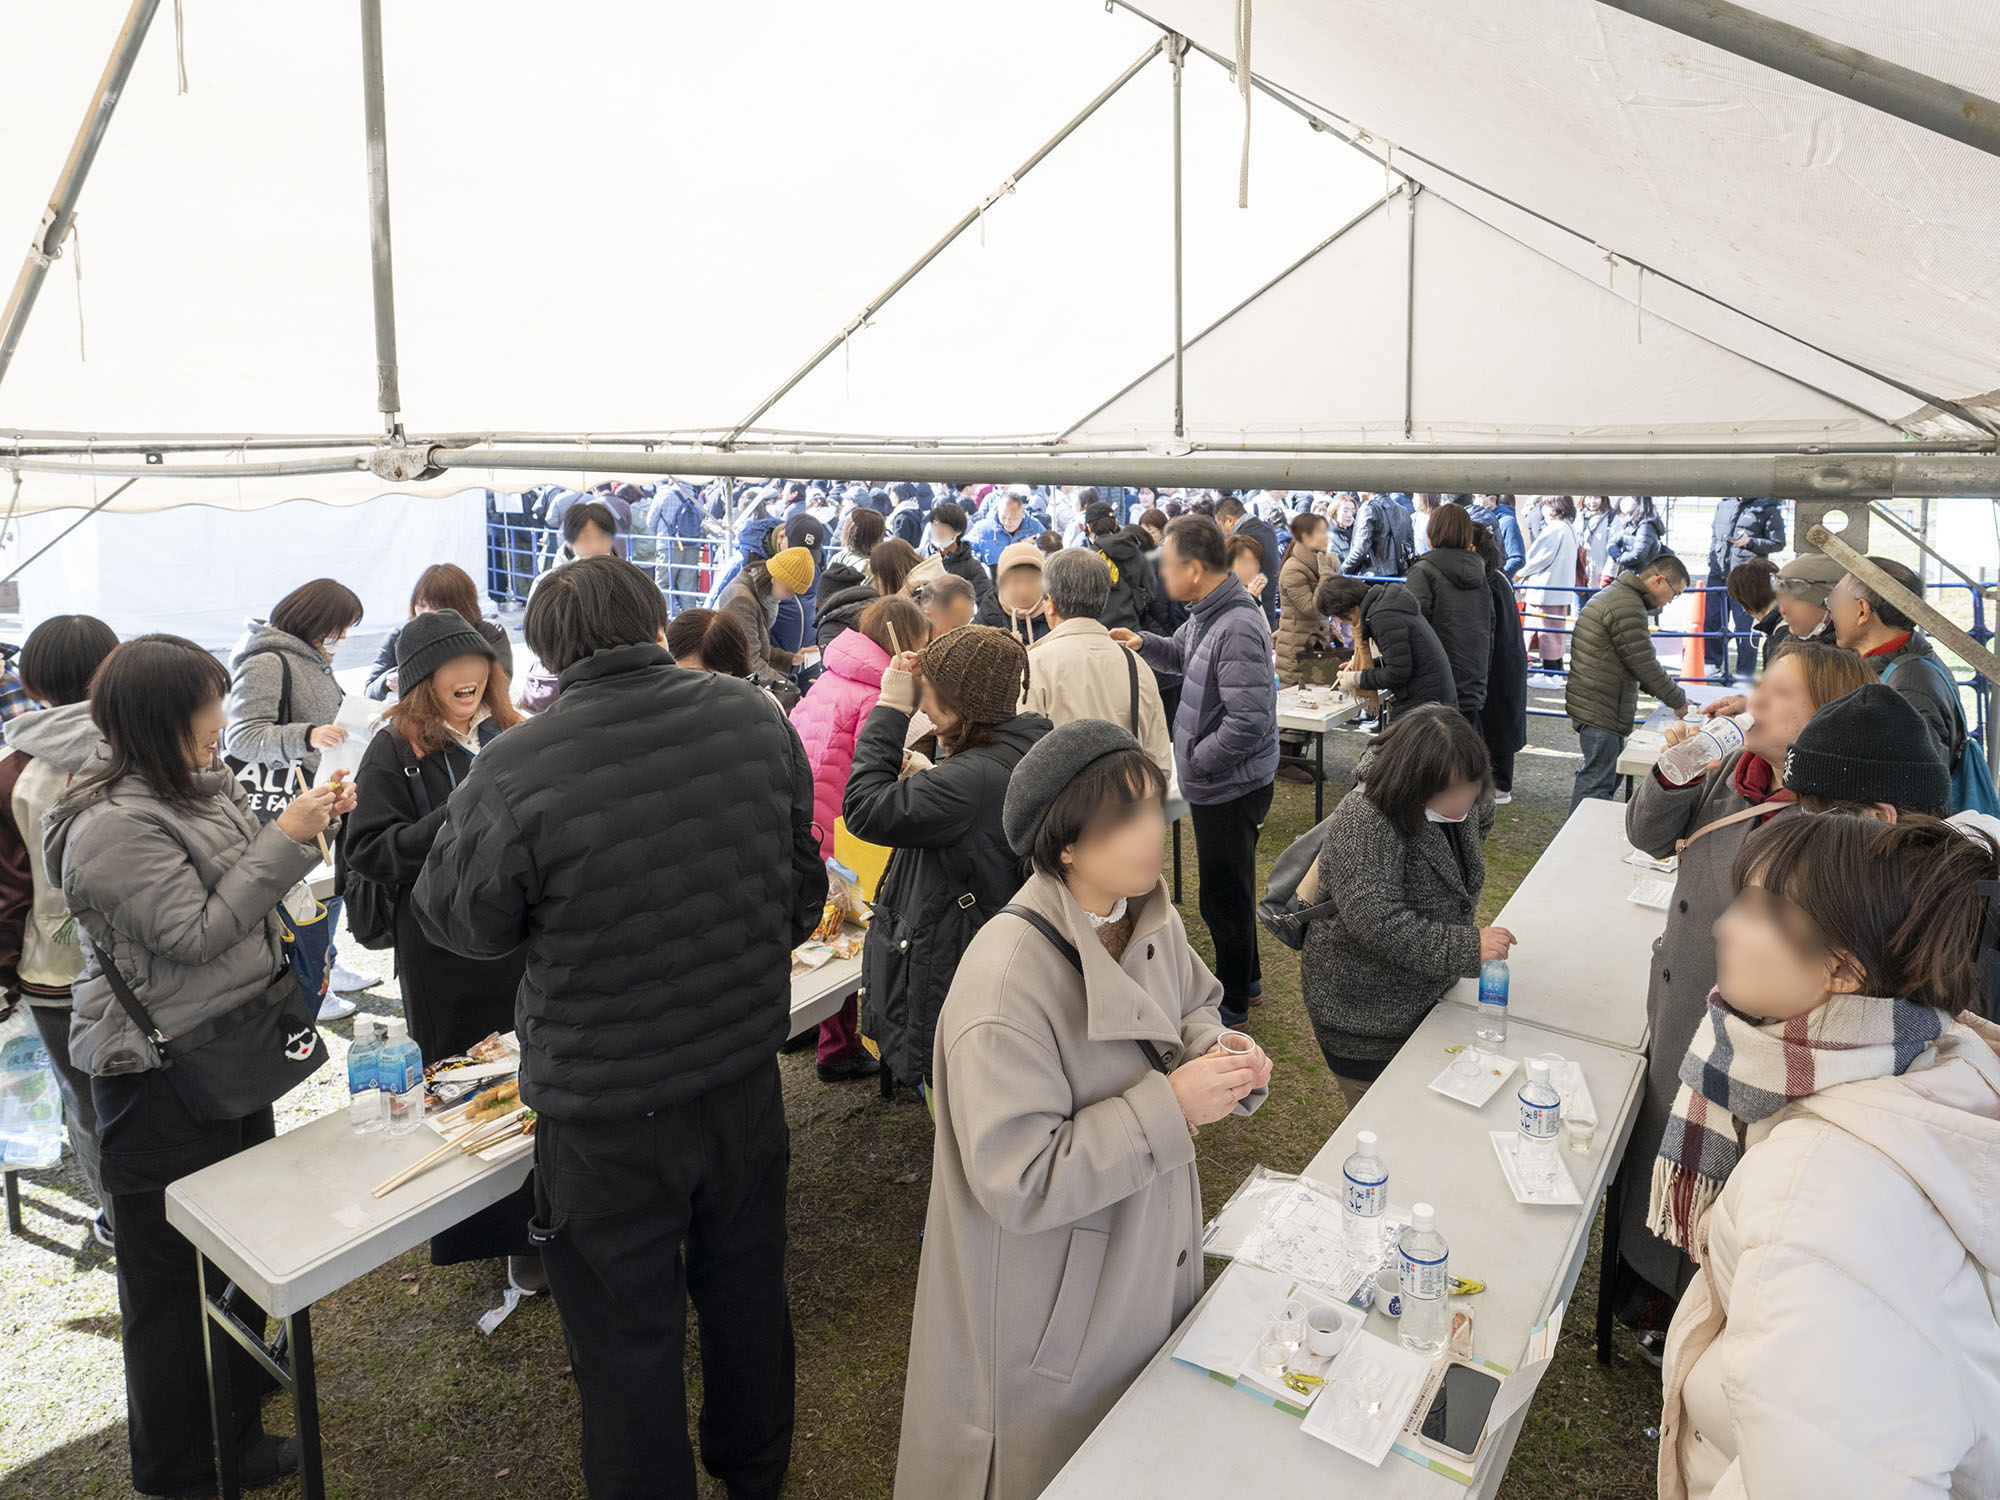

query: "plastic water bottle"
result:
(1516, 1058), (1563, 1196)
(1341, 1130), (1388, 1270)
(377, 1017), (425, 1137)
(1397, 1203), (1450, 1355)
(1657, 712), (1754, 786)
(1477, 959), (1509, 1044)
(347, 1026), (384, 1133)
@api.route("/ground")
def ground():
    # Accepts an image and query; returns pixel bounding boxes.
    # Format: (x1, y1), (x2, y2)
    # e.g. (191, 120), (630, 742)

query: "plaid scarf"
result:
(1649, 988), (1945, 1262)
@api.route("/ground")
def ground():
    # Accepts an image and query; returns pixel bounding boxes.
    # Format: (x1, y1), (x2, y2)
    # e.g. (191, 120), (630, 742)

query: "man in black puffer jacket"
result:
(1083, 499), (1159, 633)
(414, 556), (825, 1500)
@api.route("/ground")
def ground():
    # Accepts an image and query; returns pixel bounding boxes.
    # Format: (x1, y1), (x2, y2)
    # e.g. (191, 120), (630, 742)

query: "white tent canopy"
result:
(2, 0), (1998, 516)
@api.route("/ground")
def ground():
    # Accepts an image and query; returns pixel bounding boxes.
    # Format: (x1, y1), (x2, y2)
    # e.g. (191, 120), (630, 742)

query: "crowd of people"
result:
(5, 479), (1998, 1500)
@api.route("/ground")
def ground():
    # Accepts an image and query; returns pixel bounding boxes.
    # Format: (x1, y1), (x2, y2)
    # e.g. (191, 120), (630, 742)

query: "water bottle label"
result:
(1479, 968), (1508, 1006)
(1519, 1096), (1561, 1141)
(1399, 1250), (1447, 1301)
(1344, 1171), (1387, 1217)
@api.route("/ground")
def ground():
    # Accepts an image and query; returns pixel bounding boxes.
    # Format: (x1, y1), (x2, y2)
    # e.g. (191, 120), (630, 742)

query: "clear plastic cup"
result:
(1565, 1111), (1598, 1154)
(1217, 1030), (1255, 1056)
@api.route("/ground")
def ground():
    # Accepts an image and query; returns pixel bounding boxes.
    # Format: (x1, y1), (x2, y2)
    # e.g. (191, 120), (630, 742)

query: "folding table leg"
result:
(197, 1257), (240, 1500)
(3, 1169), (19, 1233)
(288, 1308), (326, 1500)
(1314, 731), (1326, 822)
(1172, 818), (1183, 905)
(1596, 1174), (1622, 1366)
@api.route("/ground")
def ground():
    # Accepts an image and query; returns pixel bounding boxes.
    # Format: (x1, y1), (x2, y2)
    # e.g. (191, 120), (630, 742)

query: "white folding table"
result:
(1442, 798), (1666, 1054)
(1040, 1005), (1645, 1500)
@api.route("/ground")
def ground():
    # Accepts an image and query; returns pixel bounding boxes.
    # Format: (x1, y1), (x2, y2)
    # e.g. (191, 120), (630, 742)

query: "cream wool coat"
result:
(895, 871), (1267, 1500)
(1659, 1014), (2000, 1500)
(1022, 617), (1173, 786)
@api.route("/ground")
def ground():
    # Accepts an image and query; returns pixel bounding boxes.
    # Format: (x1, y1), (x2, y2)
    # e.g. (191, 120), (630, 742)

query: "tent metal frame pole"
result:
(0, 477), (138, 582)
(1808, 525), (2000, 684)
(429, 443), (2000, 499)
(1170, 34), (1187, 441)
(1596, 0), (2000, 162)
(1402, 185), (1419, 440)
(358, 0), (402, 430)
(1867, 500), (1997, 597)
(0, 0), (160, 393)
(719, 37), (1165, 448)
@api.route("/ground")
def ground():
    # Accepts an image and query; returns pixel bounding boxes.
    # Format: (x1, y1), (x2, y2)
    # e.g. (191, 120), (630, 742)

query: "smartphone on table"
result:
(1417, 1360), (1504, 1463)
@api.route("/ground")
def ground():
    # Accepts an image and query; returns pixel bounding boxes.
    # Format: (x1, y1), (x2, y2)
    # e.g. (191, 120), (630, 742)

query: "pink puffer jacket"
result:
(790, 627), (890, 857)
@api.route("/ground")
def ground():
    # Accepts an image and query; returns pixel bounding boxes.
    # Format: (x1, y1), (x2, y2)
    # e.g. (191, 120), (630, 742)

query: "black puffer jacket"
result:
(815, 583), (879, 651)
(1482, 568), (1530, 756)
(844, 705), (1049, 1088)
(412, 643), (825, 1121)
(1091, 526), (1158, 633)
(1403, 547), (1493, 712)
(1356, 584), (1457, 715)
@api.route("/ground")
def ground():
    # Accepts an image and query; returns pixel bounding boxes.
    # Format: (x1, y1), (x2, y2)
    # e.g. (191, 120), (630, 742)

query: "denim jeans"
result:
(1572, 722), (1627, 811)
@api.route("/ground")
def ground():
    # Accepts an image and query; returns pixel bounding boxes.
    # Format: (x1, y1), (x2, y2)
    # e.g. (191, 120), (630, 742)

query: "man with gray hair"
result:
(1024, 549), (1173, 782)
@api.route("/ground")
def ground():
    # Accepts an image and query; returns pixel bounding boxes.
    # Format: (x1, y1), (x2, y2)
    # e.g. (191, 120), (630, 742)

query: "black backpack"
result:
(339, 733), (433, 950)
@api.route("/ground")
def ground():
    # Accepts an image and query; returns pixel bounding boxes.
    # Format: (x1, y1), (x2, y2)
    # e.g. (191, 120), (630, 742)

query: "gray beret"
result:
(1002, 718), (1148, 856)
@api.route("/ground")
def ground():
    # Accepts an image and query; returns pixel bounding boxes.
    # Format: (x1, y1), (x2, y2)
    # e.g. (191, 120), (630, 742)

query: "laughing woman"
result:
(897, 721), (1271, 1500)
(343, 610), (537, 1282)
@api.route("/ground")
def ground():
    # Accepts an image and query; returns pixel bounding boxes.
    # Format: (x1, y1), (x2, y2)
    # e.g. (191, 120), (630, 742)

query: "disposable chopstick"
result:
(369, 1105), (526, 1197)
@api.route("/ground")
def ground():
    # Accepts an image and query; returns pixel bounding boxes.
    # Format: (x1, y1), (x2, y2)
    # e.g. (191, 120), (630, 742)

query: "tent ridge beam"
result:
(718, 36), (1166, 448)
(0, 0), (160, 393)
(1597, 0), (2000, 161)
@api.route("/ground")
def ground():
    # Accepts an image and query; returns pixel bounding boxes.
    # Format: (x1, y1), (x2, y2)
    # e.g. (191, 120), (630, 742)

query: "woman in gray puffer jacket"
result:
(1300, 706), (1514, 1110)
(47, 634), (352, 1498)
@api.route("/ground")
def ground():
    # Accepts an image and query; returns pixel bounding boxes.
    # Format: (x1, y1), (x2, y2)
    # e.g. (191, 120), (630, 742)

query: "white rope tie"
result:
(1635, 264), (1645, 344)
(1234, 0), (1253, 208)
(68, 217), (85, 361)
(173, 0), (189, 94)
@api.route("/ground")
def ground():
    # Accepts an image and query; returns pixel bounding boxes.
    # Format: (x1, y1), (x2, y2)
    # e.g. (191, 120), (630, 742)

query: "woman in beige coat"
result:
(1275, 511), (1338, 685)
(896, 720), (1272, 1500)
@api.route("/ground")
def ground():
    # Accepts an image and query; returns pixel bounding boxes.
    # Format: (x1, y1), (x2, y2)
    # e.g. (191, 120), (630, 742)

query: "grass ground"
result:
(0, 690), (1667, 1500)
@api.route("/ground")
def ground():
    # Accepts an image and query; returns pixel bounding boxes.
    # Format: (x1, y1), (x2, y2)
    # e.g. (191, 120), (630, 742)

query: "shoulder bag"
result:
(341, 731), (436, 950)
(100, 954), (325, 1123)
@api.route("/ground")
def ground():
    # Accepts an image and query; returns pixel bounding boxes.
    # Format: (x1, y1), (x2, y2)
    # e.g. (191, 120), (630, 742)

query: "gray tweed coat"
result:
(1300, 787), (1491, 1067)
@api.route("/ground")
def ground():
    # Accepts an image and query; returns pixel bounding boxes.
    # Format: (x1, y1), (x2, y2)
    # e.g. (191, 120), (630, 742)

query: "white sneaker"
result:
(329, 961), (380, 995)
(317, 991), (358, 1022)
(1493, 790), (1513, 805)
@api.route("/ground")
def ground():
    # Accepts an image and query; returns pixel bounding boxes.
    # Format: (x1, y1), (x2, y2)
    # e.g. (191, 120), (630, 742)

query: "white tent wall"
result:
(11, 488), (485, 648)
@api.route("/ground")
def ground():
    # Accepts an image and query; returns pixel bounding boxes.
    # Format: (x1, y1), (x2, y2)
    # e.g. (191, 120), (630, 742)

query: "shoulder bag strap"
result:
(1675, 801), (1780, 856)
(998, 903), (1172, 1077)
(1122, 642), (1140, 735)
(97, 953), (172, 1054)
(389, 731), (435, 819)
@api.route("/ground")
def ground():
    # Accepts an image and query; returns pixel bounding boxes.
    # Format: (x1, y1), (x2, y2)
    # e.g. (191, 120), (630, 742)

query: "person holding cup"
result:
(896, 720), (1271, 1500)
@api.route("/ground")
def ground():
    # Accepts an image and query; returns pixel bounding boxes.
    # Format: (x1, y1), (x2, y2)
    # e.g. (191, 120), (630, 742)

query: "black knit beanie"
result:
(396, 608), (501, 693)
(1781, 683), (1951, 815)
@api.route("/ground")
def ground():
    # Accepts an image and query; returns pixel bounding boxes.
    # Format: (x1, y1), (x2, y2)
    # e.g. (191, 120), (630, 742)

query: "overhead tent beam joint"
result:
(718, 35), (1166, 448)
(0, 0), (161, 393)
(359, 0), (401, 428)
(1596, 0), (2000, 162)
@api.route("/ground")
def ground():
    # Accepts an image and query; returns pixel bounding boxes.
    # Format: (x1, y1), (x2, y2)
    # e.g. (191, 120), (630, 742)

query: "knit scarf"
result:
(1649, 987), (1945, 1262)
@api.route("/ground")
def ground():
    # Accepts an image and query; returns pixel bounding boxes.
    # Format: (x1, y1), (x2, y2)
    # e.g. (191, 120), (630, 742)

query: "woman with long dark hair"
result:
(48, 635), (352, 1496)
(344, 611), (538, 1286)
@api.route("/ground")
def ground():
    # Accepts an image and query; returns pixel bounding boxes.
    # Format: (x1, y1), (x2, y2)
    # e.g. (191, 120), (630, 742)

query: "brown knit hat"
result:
(919, 624), (1028, 724)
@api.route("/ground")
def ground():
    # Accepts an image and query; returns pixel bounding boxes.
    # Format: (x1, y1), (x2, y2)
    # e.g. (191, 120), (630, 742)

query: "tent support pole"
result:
(429, 444), (2000, 499)
(358, 0), (402, 431)
(1808, 525), (2000, 685)
(0, 478), (138, 583)
(0, 0), (160, 394)
(1402, 186), (1419, 439)
(718, 37), (1165, 447)
(1596, 0), (2000, 161)
(1867, 501), (1997, 597)
(1170, 35), (1186, 441)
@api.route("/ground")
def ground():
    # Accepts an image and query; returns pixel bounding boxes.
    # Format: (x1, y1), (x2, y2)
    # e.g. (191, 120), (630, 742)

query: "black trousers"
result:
(1189, 781), (1275, 1027)
(92, 1070), (274, 1496)
(532, 1061), (794, 1500)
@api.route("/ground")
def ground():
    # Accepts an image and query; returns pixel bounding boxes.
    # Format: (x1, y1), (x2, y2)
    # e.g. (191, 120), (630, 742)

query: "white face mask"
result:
(1425, 805), (1470, 825)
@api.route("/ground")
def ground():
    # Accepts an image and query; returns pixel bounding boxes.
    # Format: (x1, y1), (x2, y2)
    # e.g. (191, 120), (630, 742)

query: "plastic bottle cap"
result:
(1526, 1058), (1549, 1080)
(1411, 1203), (1434, 1230)
(383, 1017), (407, 1040)
(1357, 1131), (1377, 1152)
